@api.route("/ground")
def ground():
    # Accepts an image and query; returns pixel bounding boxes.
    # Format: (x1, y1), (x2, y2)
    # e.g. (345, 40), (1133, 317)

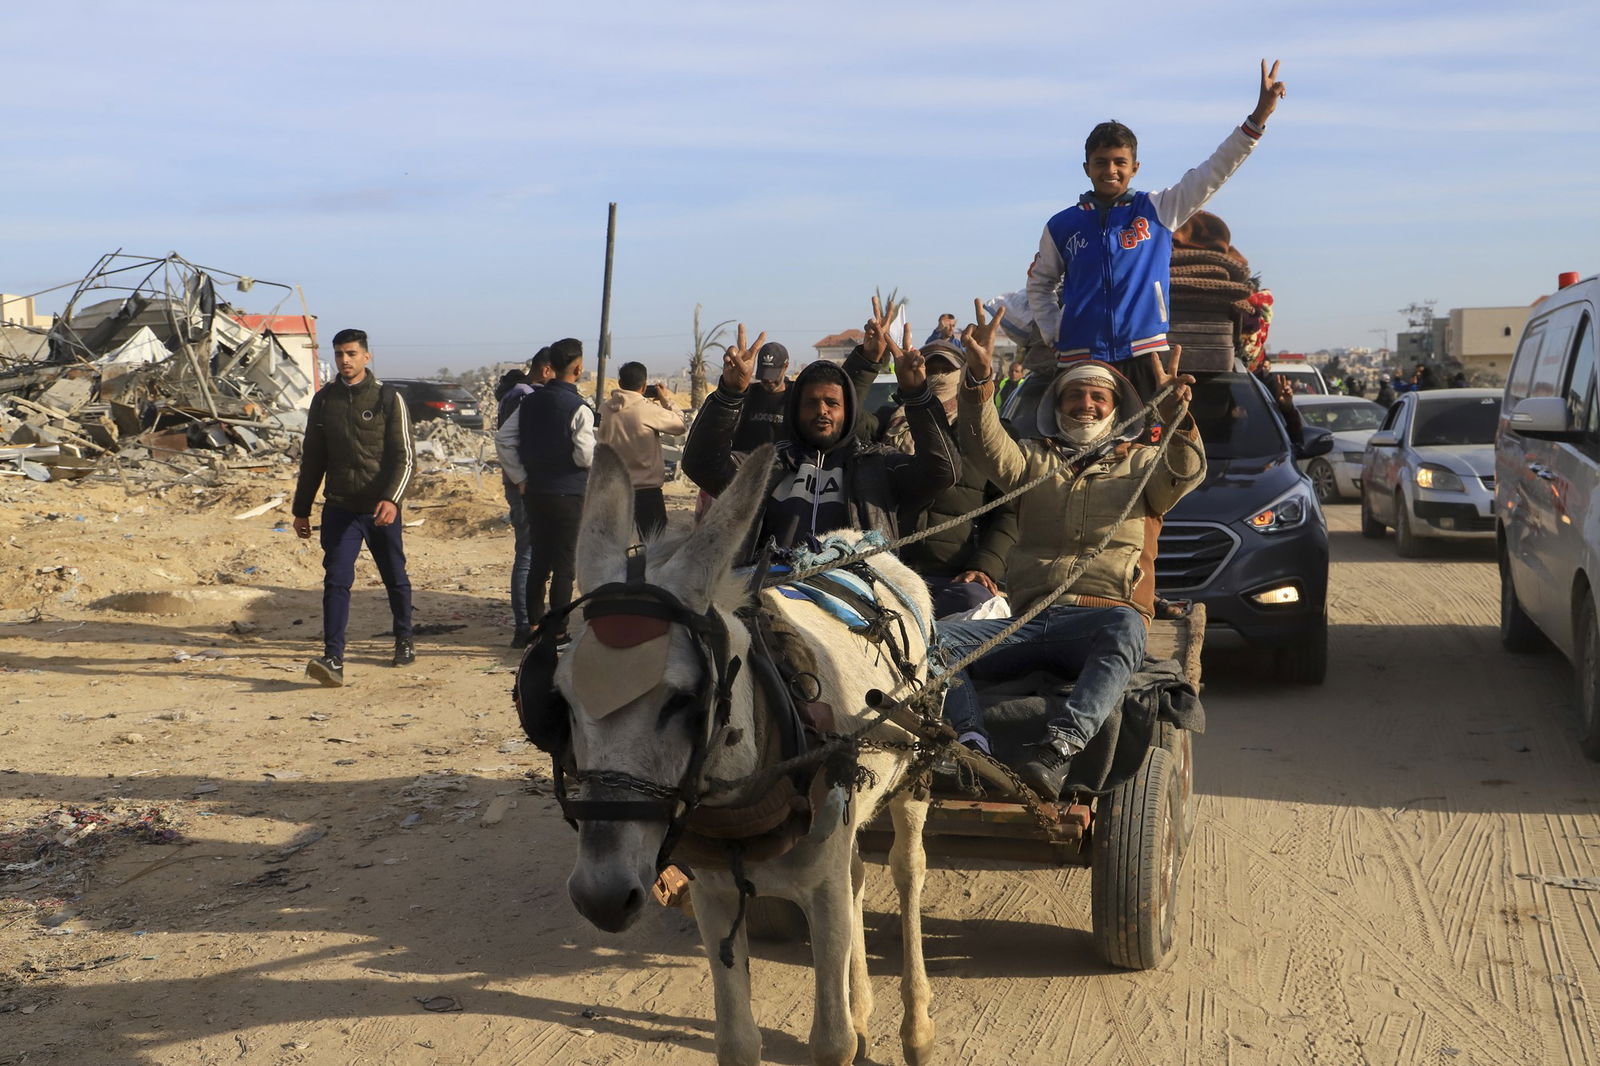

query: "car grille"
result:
(1156, 521), (1240, 592)
(1479, 474), (1494, 488)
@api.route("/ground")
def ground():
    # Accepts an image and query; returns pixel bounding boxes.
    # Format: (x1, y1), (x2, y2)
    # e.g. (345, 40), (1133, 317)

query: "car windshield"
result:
(866, 380), (898, 412)
(1272, 367), (1326, 395)
(439, 386), (477, 404)
(1299, 401), (1383, 432)
(1187, 373), (1288, 459)
(1410, 396), (1501, 446)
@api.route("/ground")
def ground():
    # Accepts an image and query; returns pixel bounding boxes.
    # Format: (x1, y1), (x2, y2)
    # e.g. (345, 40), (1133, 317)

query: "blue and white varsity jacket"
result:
(1026, 118), (1265, 365)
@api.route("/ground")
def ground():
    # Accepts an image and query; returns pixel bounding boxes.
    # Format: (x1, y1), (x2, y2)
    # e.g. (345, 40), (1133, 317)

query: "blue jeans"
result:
(504, 478), (533, 630)
(938, 604), (1146, 751)
(320, 503), (413, 662)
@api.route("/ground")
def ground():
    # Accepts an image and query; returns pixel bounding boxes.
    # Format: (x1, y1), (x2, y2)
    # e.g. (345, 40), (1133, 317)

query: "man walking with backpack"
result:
(292, 328), (417, 686)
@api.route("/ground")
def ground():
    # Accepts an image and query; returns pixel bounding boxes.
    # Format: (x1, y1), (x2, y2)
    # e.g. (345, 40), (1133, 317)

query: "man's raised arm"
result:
(1150, 59), (1288, 231)
(682, 323), (764, 496)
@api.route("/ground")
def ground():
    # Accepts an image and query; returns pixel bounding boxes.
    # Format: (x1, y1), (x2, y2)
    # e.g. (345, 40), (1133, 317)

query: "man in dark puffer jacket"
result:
(878, 340), (1018, 618)
(292, 328), (417, 686)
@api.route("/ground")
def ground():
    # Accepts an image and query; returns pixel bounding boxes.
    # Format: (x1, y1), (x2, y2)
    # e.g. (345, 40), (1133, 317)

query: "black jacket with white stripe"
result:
(292, 373), (415, 517)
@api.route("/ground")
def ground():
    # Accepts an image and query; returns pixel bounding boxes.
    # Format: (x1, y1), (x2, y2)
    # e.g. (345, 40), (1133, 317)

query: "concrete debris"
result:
(2, 254), (504, 488)
(0, 252), (323, 485)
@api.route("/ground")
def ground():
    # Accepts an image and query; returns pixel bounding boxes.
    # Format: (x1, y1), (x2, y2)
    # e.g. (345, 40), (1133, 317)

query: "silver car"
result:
(1294, 395), (1384, 502)
(1359, 389), (1503, 556)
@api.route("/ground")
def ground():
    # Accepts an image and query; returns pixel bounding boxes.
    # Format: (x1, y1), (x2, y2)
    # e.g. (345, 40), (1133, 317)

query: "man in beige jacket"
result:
(938, 302), (1206, 798)
(596, 360), (688, 539)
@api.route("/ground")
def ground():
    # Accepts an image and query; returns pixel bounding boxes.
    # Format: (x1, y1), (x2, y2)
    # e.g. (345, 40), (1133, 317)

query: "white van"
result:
(1266, 361), (1329, 396)
(1495, 272), (1600, 757)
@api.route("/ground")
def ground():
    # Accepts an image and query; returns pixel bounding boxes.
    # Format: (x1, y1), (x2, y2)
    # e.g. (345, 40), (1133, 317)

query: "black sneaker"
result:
(306, 656), (344, 687)
(393, 638), (415, 667)
(1018, 740), (1074, 800)
(510, 627), (533, 649)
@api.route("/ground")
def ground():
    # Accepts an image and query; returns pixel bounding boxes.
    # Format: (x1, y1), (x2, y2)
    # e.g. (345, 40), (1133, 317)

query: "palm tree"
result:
(688, 304), (734, 409)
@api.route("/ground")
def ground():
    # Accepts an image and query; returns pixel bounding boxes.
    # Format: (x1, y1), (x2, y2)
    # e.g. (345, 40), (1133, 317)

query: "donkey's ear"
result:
(576, 445), (635, 593)
(662, 444), (774, 606)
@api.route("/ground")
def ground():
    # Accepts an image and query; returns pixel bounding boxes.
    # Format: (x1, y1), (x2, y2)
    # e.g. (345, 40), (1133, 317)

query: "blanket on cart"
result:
(975, 657), (1204, 794)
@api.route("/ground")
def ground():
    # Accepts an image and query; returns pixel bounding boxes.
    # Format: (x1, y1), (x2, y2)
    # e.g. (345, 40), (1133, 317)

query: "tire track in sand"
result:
(1205, 816), (1540, 1054)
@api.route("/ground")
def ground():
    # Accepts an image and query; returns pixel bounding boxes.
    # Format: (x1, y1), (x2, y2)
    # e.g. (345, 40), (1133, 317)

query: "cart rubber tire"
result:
(1499, 551), (1544, 653)
(745, 895), (809, 943)
(1091, 745), (1181, 970)
(1308, 459), (1340, 504)
(1360, 492), (1387, 538)
(1575, 594), (1600, 762)
(1394, 492), (1426, 558)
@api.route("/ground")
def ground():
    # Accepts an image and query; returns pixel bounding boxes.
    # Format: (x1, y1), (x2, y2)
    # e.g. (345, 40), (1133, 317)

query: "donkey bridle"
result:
(537, 548), (742, 874)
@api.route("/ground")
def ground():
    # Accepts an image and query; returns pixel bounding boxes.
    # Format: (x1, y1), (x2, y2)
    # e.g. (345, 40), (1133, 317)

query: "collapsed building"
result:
(1, 252), (321, 483)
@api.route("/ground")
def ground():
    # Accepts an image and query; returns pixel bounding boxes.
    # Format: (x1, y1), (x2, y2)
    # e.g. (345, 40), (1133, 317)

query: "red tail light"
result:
(423, 401), (457, 411)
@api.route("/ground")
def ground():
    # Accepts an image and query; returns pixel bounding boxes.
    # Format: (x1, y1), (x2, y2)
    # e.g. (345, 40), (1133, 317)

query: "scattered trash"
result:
(416, 995), (463, 1013)
(400, 813), (423, 829)
(480, 796), (516, 827)
(263, 828), (327, 863)
(171, 648), (233, 663)
(233, 495), (287, 520)
(0, 804), (182, 907)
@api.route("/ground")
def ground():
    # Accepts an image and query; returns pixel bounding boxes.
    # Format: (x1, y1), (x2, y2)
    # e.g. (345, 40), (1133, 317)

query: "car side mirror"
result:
(1295, 426), (1335, 459)
(1367, 430), (1400, 448)
(1509, 396), (1582, 441)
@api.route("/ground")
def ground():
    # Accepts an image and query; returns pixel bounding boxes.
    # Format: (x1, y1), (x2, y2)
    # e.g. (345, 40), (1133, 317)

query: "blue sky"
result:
(5, 1), (1598, 376)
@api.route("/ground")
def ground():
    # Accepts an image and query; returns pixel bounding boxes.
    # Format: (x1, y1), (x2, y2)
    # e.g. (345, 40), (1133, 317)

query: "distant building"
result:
(813, 329), (866, 362)
(1396, 319), (1449, 365)
(0, 293), (54, 330)
(1445, 306), (1530, 382)
(230, 314), (321, 398)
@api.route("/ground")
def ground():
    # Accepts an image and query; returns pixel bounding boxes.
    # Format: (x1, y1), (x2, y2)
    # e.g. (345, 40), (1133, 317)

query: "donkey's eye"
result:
(657, 691), (696, 724)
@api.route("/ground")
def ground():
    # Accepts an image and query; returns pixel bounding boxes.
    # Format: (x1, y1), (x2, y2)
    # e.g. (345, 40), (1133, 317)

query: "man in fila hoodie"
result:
(1026, 59), (1288, 402)
(682, 318), (958, 563)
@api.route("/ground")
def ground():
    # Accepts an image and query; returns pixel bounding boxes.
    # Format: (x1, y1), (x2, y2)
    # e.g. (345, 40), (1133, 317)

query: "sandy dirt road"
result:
(3, 470), (1598, 1066)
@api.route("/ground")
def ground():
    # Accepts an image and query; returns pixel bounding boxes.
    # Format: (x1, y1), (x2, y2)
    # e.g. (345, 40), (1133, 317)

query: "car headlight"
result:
(1342, 451), (1365, 464)
(1246, 483), (1314, 534)
(1415, 463), (1465, 492)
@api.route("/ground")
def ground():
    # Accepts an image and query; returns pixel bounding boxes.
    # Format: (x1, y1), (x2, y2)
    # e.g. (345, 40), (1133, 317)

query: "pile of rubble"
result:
(1, 252), (316, 486)
(412, 418), (494, 467)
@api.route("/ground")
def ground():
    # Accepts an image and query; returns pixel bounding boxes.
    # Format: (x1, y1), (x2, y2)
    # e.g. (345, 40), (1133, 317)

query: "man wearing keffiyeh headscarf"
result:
(933, 301), (1208, 799)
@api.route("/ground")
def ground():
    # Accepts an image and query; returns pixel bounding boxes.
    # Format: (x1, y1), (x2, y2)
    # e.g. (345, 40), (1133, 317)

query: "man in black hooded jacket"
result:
(682, 314), (959, 562)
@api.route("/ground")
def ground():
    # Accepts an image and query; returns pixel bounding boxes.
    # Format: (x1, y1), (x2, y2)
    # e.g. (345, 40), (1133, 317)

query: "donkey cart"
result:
(833, 606), (1205, 972)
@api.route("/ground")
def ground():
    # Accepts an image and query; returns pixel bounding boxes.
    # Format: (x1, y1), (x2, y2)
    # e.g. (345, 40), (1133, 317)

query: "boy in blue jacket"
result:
(1026, 60), (1288, 401)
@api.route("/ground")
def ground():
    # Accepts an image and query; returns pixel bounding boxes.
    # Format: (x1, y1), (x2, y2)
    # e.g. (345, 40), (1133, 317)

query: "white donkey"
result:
(550, 445), (936, 1065)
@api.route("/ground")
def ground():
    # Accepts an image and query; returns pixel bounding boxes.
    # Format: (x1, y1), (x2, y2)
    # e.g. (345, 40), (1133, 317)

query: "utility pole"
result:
(596, 203), (617, 408)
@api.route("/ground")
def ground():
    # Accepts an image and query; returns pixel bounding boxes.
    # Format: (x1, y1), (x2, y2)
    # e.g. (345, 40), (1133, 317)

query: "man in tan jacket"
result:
(938, 302), (1206, 798)
(596, 361), (688, 539)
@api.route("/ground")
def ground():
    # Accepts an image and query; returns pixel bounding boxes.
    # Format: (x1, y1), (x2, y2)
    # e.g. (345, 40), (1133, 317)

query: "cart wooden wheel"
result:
(1160, 721), (1197, 854)
(1090, 744), (1181, 970)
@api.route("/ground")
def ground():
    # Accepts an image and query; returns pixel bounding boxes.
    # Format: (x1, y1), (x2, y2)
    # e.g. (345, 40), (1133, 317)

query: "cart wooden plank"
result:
(861, 605), (1205, 868)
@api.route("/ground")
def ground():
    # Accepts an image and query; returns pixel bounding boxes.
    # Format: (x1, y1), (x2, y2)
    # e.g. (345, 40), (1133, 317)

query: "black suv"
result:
(383, 378), (484, 430)
(1158, 370), (1332, 682)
